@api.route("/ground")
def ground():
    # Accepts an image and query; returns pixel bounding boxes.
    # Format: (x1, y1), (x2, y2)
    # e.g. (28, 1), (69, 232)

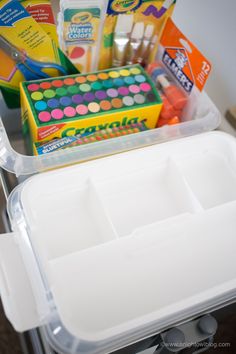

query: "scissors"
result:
(0, 36), (68, 81)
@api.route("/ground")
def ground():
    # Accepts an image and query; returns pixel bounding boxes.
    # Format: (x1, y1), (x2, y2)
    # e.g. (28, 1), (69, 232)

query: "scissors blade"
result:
(0, 36), (23, 62)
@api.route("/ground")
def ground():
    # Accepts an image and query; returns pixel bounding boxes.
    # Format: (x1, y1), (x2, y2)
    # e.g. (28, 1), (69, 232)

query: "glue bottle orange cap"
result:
(158, 74), (187, 110)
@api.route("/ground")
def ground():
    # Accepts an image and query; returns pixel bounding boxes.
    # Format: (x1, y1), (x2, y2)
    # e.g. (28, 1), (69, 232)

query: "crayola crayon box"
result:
(20, 64), (163, 155)
(0, 0), (77, 108)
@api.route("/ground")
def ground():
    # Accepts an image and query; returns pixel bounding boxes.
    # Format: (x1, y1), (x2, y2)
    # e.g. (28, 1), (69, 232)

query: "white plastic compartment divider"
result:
(0, 92), (220, 176)
(90, 158), (204, 237)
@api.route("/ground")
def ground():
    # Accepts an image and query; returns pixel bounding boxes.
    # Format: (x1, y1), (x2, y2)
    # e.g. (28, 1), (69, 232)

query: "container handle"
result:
(0, 233), (40, 331)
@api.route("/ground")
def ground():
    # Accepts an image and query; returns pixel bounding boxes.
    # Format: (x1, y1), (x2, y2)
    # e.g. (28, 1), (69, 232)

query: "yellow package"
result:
(57, 0), (107, 73)
(99, 0), (177, 69)
(19, 0), (58, 44)
(0, 0), (77, 108)
(19, 65), (163, 155)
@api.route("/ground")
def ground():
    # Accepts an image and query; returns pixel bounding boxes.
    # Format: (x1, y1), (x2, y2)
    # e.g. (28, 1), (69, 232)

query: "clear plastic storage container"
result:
(2, 92), (236, 354)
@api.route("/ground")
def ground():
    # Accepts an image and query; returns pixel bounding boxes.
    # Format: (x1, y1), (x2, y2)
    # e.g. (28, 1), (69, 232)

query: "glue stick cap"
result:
(158, 75), (187, 110)
(151, 68), (166, 82)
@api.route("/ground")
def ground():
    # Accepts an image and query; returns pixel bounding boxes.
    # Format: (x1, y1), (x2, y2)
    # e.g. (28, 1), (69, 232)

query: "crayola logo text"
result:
(72, 12), (92, 24)
(62, 117), (140, 137)
(110, 0), (140, 13)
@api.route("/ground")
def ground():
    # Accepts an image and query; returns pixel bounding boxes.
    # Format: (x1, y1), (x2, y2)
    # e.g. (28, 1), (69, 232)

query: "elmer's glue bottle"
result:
(158, 74), (187, 110)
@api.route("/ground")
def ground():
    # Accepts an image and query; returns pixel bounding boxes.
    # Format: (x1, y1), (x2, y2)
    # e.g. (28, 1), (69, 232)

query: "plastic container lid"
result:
(1, 127), (236, 353)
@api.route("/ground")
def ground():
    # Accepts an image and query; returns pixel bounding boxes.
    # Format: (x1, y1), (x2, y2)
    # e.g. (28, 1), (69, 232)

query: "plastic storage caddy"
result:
(1, 92), (236, 354)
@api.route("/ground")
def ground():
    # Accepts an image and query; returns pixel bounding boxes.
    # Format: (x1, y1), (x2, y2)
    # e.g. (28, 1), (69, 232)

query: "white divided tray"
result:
(3, 131), (236, 354)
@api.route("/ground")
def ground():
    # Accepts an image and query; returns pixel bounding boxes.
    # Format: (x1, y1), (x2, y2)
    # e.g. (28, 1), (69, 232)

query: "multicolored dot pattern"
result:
(25, 65), (159, 124)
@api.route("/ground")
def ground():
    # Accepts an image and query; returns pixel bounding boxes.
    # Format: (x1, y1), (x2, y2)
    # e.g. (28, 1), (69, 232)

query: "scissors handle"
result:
(17, 62), (49, 81)
(25, 56), (68, 77)
(18, 56), (68, 80)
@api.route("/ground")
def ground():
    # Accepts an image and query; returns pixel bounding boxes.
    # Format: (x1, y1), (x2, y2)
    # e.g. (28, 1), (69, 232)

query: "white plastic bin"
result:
(2, 92), (236, 354)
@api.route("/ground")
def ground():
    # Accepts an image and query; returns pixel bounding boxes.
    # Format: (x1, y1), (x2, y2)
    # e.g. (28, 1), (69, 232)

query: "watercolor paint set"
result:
(20, 64), (162, 154)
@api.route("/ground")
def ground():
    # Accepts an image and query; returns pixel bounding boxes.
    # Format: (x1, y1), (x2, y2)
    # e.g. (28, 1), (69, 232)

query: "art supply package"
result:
(0, 0), (77, 108)
(100, 0), (177, 70)
(148, 18), (212, 126)
(20, 64), (163, 155)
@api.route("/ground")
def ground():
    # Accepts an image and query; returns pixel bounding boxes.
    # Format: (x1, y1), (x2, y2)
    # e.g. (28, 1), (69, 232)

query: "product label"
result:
(64, 8), (101, 43)
(162, 49), (194, 93)
(36, 135), (79, 154)
(160, 18), (212, 92)
(0, 0), (29, 27)
(25, 3), (55, 24)
(108, 0), (141, 14)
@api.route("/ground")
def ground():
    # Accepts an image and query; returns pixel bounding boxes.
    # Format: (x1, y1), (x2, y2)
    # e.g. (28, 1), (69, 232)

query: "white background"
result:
(173, 0), (236, 115)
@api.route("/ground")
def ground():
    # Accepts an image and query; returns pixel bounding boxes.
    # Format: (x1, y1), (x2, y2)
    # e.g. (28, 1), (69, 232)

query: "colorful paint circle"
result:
(107, 88), (118, 98)
(95, 90), (107, 100)
(129, 84), (140, 94)
(35, 101), (47, 111)
(135, 74), (146, 83)
(140, 82), (151, 92)
(130, 67), (141, 75)
(56, 87), (67, 96)
(83, 92), (95, 102)
(120, 69), (130, 76)
(97, 72), (109, 80)
(40, 81), (51, 90)
(43, 89), (56, 98)
(75, 76), (86, 84)
(124, 76), (135, 85)
(64, 78), (75, 85)
(123, 96), (134, 106)
(60, 96), (72, 106)
(103, 80), (113, 88)
(100, 100), (112, 111)
(31, 92), (43, 101)
(87, 74), (97, 82)
(52, 79), (63, 88)
(118, 86), (129, 96)
(113, 78), (124, 87)
(28, 83), (40, 92)
(111, 98), (123, 109)
(88, 102), (100, 113)
(134, 94), (145, 104)
(47, 98), (59, 108)
(68, 85), (79, 94)
(76, 104), (88, 115)
(72, 94), (83, 104)
(108, 71), (120, 78)
(64, 106), (76, 117)
(91, 81), (102, 90)
(38, 111), (51, 122)
(79, 83), (91, 92)
(51, 109), (64, 119)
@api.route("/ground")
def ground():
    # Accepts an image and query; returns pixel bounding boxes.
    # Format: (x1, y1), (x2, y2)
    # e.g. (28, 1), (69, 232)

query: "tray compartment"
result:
(176, 151), (236, 209)
(24, 179), (118, 260)
(92, 159), (202, 237)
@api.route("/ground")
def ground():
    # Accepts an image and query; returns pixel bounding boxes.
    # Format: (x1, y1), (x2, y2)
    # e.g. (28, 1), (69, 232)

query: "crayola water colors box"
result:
(20, 64), (163, 155)
(0, 0), (77, 108)
(99, 0), (177, 70)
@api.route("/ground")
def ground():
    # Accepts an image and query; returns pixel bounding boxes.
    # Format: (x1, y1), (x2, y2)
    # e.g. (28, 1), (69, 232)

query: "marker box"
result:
(20, 64), (162, 155)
